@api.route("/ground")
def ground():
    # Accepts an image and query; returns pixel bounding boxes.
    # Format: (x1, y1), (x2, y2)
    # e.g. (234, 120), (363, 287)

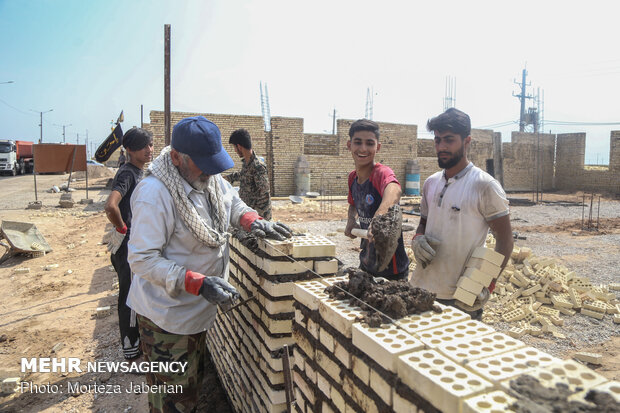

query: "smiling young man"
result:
(344, 119), (410, 280)
(410, 108), (513, 318)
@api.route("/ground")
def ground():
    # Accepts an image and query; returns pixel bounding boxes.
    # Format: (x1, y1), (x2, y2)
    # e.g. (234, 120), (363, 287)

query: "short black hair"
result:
(122, 127), (153, 151)
(427, 108), (471, 139)
(348, 119), (380, 140)
(229, 129), (252, 149)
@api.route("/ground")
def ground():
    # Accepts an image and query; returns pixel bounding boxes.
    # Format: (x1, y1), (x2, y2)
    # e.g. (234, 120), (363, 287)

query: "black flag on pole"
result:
(95, 123), (123, 162)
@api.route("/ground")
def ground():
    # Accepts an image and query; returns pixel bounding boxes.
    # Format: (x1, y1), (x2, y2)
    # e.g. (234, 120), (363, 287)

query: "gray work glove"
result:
(199, 276), (240, 305)
(106, 227), (126, 255)
(455, 287), (490, 312)
(251, 220), (293, 241)
(412, 234), (441, 269)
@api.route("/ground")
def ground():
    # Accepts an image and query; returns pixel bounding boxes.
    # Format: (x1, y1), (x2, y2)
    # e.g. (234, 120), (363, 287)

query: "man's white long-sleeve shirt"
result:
(126, 174), (253, 335)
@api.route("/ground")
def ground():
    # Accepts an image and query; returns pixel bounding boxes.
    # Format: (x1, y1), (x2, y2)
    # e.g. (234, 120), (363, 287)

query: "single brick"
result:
(416, 320), (495, 348)
(397, 350), (493, 413)
(582, 300), (607, 314)
(318, 298), (365, 339)
(574, 352), (602, 365)
(462, 390), (516, 413)
(465, 257), (501, 278)
(456, 276), (484, 295)
(454, 287), (477, 306)
(351, 323), (423, 372)
(581, 308), (605, 320)
(437, 333), (526, 365)
(471, 247), (504, 267)
(314, 259), (338, 275)
(396, 303), (470, 334)
(462, 267), (494, 287)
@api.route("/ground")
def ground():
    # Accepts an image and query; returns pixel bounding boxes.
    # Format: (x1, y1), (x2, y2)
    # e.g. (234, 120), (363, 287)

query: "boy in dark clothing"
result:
(344, 119), (410, 280)
(104, 127), (153, 359)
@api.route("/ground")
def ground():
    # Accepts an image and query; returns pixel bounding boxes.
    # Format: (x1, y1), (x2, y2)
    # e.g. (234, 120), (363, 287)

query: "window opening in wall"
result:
(485, 159), (494, 177)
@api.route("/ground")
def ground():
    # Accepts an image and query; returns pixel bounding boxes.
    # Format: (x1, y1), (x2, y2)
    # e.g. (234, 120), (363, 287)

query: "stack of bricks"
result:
(453, 247), (504, 307)
(484, 236), (620, 338)
(205, 233), (338, 413)
(291, 275), (620, 413)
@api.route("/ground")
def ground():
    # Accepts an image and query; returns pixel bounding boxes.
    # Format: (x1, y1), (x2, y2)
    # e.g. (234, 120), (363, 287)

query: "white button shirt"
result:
(127, 174), (253, 334)
(410, 163), (509, 299)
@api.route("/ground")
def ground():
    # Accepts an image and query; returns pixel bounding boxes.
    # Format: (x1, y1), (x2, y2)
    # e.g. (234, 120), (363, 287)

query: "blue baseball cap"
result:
(171, 116), (234, 175)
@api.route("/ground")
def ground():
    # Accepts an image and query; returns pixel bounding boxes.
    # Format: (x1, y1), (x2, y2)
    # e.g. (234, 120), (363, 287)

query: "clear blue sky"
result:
(1, 0), (619, 165)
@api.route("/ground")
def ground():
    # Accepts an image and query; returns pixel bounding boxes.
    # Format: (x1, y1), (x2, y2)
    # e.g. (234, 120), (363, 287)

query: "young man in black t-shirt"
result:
(104, 127), (153, 360)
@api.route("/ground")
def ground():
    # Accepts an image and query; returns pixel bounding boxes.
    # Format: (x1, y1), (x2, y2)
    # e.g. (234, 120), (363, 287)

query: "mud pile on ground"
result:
(370, 204), (402, 272)
(509, 375), (620, 412)
(325, 267), (440, 327)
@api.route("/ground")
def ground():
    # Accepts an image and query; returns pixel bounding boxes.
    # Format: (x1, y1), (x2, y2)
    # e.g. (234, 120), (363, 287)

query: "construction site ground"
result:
(0, 172), (618, 412)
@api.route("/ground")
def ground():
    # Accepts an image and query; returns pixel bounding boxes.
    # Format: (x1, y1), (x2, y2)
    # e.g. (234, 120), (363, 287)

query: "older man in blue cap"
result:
(127, 116), (291, 412)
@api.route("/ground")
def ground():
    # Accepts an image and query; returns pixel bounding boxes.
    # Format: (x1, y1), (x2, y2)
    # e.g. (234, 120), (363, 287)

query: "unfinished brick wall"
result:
(555, 132), (620, 193)
(147, 112), (417, 197)
(502, 132), (555, 192)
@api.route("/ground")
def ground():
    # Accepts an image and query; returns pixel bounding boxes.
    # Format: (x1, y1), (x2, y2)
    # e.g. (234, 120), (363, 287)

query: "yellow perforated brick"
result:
(582, 300), (607, 313)
(581, 308), (605, 320)
(454, 287), (477, 306)
(318, 298), (365, 338)
(574, 352), (602, 365)
(501, 359), (608, 394)
(351, 323), (423, 372)
(462, 390), (517, 413)
(293, 279), (330, 311)
(397, 350), (493, 413)
(471, 247), (504, 267)
(502, 308), (527, 322)
(456, 276), (485, 295)
(467, 346), (559, 383)
(396, 303), (470, 334)
(259, 234), (336, 258)
(465, 257), (501, 278)
(569, 380), (620, 405)
(437, 333), (526, 365)
(538, 306), (560, 317)
(416, 320), (495, 348)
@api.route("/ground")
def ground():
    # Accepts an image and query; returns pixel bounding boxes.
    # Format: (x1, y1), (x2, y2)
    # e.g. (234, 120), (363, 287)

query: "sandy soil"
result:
(0, 174), (618, 412)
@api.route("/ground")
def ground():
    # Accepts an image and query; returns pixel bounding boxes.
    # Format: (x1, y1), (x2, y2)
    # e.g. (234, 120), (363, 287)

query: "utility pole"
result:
(332, 108), (337, 135)
(513, 68), (533, 132)
(62, 124), (72, 144)
(77, 133), (79, 145)
(164, 24), (171, 146)
(31, 109), (54, 143)
(141, 104), (144, 128)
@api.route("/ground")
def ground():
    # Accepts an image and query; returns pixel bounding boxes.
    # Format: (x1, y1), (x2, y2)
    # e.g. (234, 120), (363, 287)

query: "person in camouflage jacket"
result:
(224, 129), (272, 220)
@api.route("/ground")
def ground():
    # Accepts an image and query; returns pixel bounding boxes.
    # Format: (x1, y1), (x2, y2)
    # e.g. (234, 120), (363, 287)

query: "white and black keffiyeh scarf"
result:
(146, 146), (228, 248)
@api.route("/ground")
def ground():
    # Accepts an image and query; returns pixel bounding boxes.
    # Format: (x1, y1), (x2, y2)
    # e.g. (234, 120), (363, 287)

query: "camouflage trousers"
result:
(137, 314), (206, 413)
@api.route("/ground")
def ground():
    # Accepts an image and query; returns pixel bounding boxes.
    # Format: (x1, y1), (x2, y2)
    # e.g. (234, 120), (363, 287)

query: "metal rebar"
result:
(596, 195), (601, 231)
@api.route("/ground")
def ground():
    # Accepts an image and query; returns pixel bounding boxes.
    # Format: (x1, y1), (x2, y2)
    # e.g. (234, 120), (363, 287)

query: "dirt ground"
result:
(0, 174), (618, 412)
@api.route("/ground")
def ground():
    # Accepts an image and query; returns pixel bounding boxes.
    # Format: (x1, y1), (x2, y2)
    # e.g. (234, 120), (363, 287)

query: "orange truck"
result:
(0, 140), (34, 175)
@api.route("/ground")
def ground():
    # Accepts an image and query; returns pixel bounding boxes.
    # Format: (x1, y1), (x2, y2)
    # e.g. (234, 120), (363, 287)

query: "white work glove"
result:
(412, 234), (441, 269)
(455, 287), (490, 312)
(106, 226), (126, 255)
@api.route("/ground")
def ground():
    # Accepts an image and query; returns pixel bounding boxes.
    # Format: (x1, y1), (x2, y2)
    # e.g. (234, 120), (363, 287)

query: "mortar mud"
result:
(509, 375), (620, 412)
(325, 268), (440, 327)
(370, 204), (402, 272)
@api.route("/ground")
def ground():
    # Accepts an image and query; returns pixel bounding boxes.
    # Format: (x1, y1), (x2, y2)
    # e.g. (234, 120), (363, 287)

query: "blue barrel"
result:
(405, 160), (420, 195)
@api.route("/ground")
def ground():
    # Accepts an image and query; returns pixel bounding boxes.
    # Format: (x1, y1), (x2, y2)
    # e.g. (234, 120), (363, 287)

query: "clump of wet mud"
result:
(325, 268), (440, 327)
(370, 204), (402, 272)
(231, 228), (260, 252)
(509, 375), (620, 412)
